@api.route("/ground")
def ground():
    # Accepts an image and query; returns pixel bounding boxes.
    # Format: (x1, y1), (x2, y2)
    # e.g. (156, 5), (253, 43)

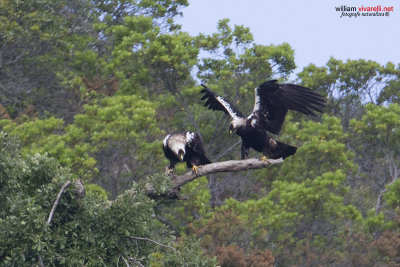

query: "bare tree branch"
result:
(171, 158), (283, 189)
(375, 178), (397, 216)
(38, 255), (44, 267)
(47, 181), (72, 225)
(375, 153), (399, 215)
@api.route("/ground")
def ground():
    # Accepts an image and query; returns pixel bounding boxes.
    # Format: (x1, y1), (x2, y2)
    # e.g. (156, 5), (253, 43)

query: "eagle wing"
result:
(186, 132), (212, 164)
(200, 84), (244, 120)
(249, 80), (326, 134)
(186, 132), (206, 155)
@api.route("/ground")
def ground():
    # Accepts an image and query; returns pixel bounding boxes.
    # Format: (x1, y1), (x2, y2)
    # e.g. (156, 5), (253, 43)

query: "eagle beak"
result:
(229, 130), (233, 135)
(179, 155), (184, 161)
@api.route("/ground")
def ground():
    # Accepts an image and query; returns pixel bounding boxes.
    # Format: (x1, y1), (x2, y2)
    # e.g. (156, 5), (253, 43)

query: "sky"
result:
(176, 0), (400, 74)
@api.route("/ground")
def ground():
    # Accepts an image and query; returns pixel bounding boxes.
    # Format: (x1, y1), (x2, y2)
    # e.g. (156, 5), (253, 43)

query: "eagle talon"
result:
(192, 165), (199, 175)
(166, 168), (174, 176)
(260, 156), (268, 161)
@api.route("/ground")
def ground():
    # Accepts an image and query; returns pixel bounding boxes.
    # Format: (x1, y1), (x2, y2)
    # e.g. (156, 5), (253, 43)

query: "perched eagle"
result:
(200, 80), (325, 160)
(163, 132), (212, 174)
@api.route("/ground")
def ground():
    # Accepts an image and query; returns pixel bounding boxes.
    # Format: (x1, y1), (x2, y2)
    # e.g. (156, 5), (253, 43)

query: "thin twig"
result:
(133, 258), (145, 267)
(47, 181), (72, 225)
(130, 237), (177, 253)
(118, 254), (130, 267)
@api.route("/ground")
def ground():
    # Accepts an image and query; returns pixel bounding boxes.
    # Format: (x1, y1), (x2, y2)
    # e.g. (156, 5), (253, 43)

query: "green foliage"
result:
(350, 103), (400, 156)
(298, 58), (399, 102)
(149, 236), (217, 267)
(1, 94), (162, 196)
(138, 173), (173, 196)
(162, 177), (213, 235)
(73, 95), (160, 149)
(86, 183), (109, 201)
(298, 58), (400, 127)
(196, 19), (295, 86)
(349, 103), (400, 215)
(281, 114), (357, 181)
(0, 117), (64, 151)
(187, 115), (364, 264)
(0, 0), (97, 118)
(384, 180), (400, 209)
(0, 133), (215, 266)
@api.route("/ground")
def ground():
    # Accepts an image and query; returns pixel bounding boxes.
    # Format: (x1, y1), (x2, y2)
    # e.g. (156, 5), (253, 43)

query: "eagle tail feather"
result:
(199, 154), (212, 165)
(268, 140), (297, 159)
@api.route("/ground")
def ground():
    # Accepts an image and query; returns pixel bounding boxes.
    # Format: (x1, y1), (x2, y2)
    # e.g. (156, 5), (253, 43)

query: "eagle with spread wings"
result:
(200, 80), (326, 160)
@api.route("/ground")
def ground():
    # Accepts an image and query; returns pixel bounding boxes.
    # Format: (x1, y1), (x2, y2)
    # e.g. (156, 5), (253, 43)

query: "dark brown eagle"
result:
(200, 80), (325, 160)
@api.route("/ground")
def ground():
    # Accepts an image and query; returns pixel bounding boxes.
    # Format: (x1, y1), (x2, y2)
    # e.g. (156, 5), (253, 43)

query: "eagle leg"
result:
(241, 143), (249, 160)
(165, 166), (175, 176)
(165, 161), (177, 176)
(260, 155), (268, 161)
(192, 164), (199, 175)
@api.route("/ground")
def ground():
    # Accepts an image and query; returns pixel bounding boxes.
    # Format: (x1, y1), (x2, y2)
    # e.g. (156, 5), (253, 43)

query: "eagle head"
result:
(178, 149), (185, 161)
(229, 118), (246, 134)
(229, 122), (234, 134)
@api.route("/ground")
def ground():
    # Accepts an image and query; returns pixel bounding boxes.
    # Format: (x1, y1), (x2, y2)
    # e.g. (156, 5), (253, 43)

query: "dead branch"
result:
(375, 174), (398, 215)
(375, 153), (399, 215)
(171, 158), (283, 189)
(47, 181), (72, 225)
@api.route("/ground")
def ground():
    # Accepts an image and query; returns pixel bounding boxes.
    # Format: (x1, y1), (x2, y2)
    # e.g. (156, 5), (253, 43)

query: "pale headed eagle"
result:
(163, 132), (212, 174)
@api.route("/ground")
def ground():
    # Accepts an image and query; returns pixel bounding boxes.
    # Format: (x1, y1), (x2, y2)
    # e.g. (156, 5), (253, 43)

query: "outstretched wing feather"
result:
(200, 84), (244, 119)
(251, 80), (326, 134)
(278, 84), (325, 115)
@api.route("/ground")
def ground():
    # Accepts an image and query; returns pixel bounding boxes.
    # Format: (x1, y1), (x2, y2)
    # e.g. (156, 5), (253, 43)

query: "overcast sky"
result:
(177, 0), (399, 74)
